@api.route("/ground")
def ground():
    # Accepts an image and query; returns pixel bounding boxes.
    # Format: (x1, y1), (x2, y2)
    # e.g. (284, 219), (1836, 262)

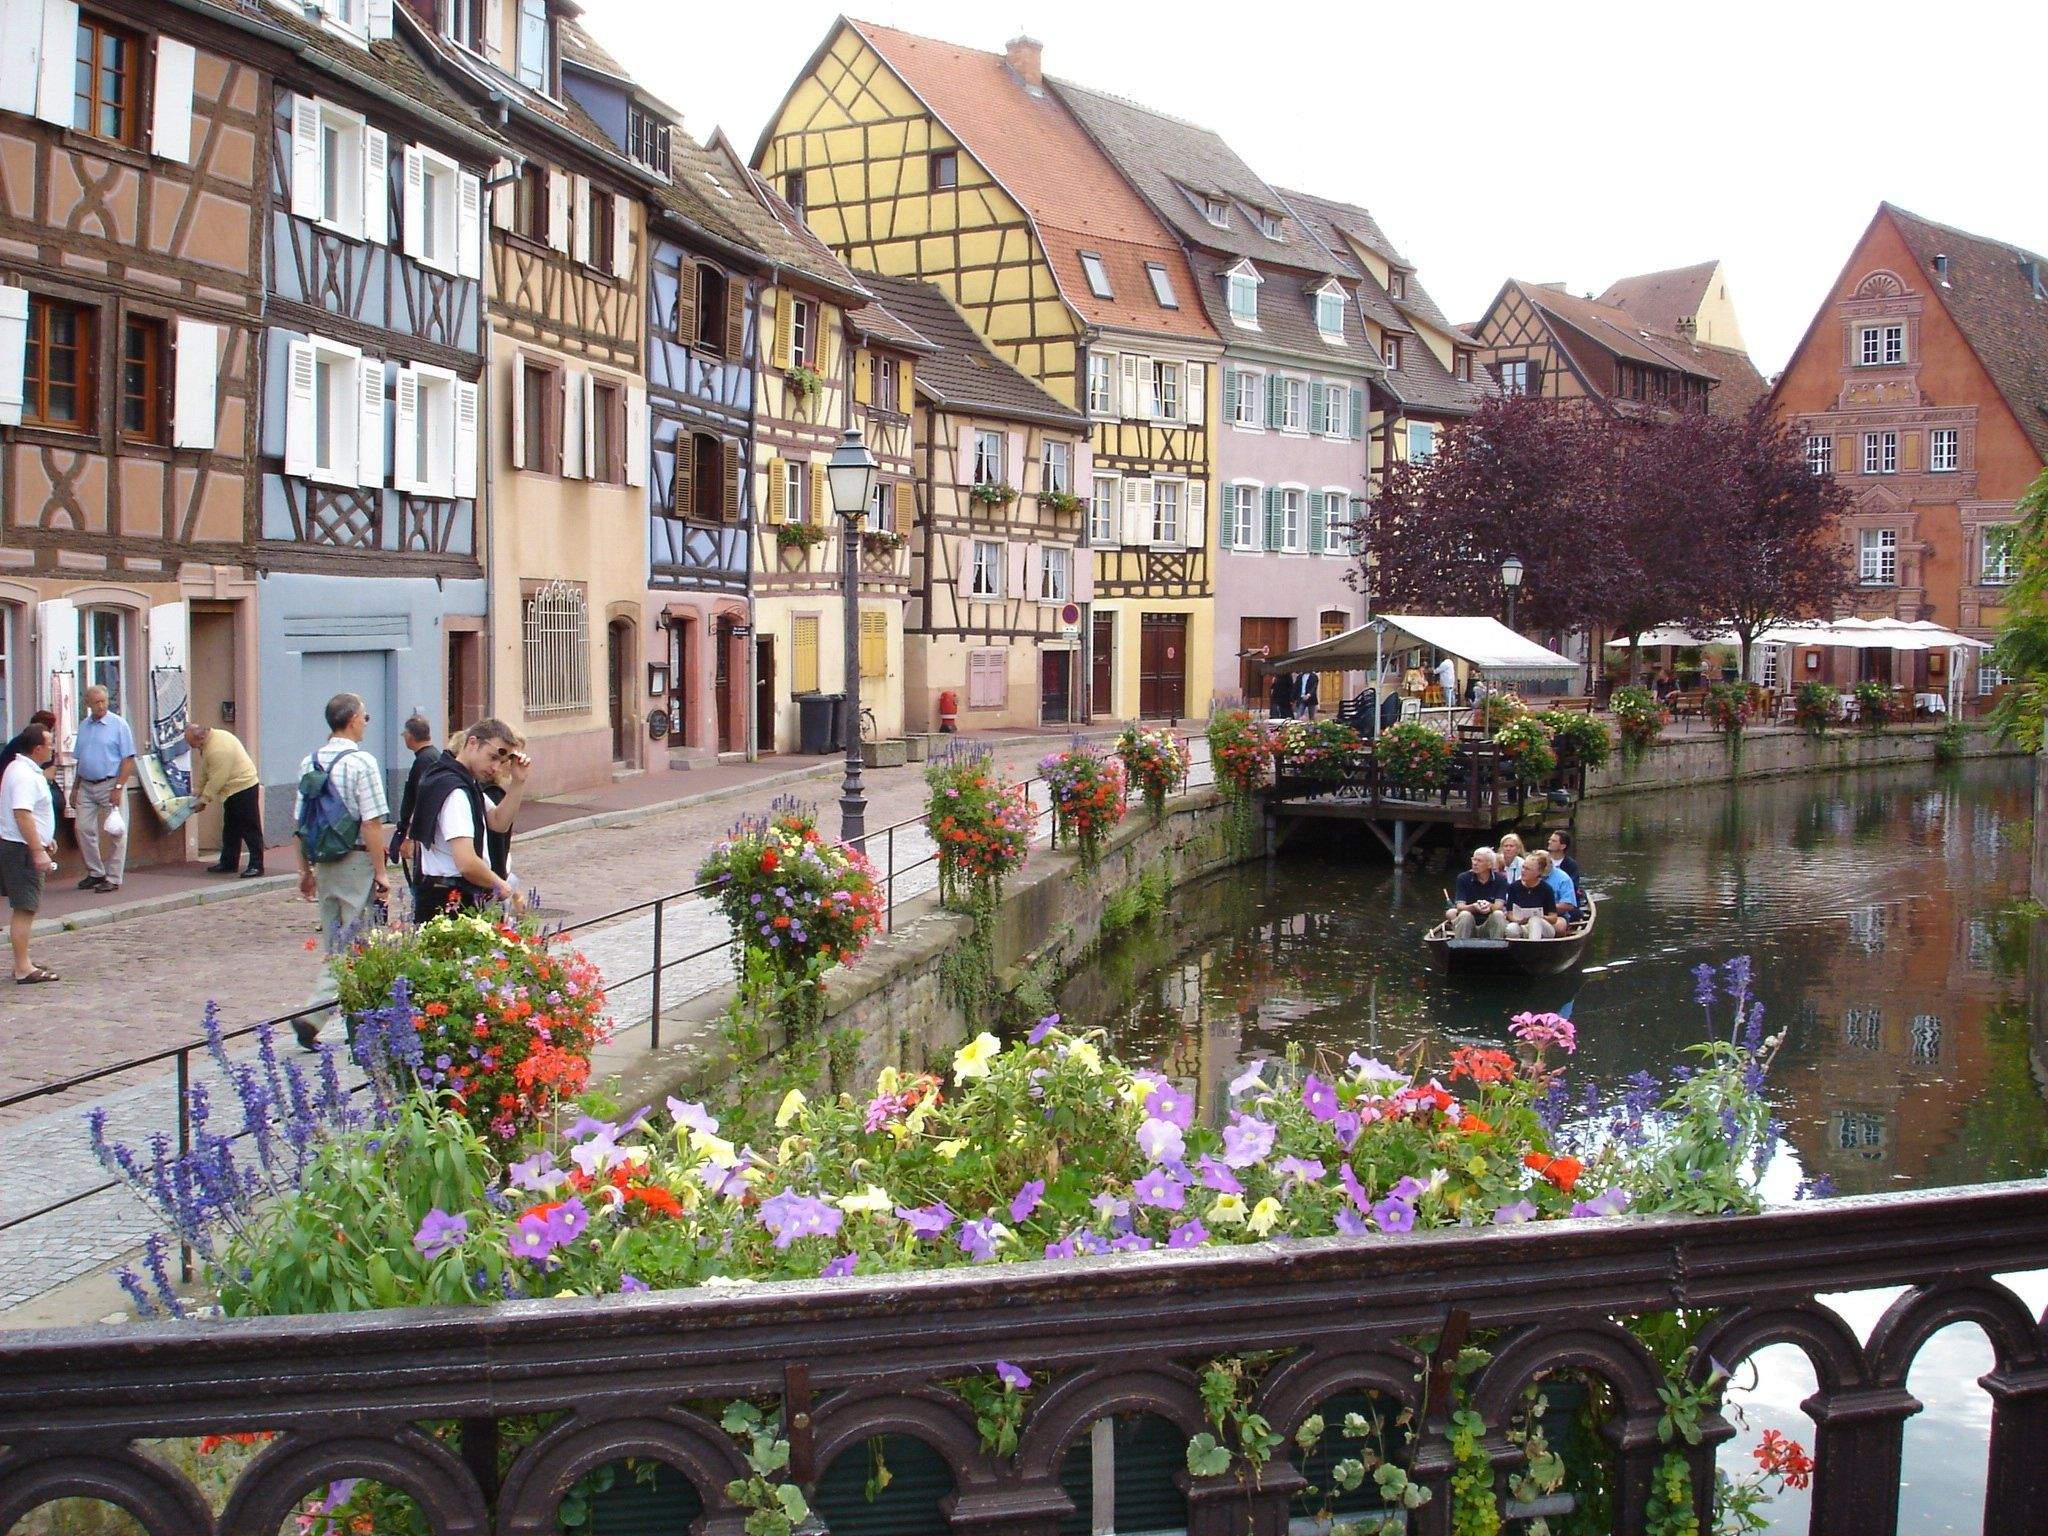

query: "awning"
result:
(1603, 627), (1740, 649)
(1270, 615), (1578, 684)
(1757, 618), (1993, 650)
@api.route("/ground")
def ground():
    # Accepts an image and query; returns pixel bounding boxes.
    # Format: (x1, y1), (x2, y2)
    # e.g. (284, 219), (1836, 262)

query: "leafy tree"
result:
(1990, 468), (2048, 749)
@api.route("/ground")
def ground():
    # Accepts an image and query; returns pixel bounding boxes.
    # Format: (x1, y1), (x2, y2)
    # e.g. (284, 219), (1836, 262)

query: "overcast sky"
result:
(580, 0), (2047, 378)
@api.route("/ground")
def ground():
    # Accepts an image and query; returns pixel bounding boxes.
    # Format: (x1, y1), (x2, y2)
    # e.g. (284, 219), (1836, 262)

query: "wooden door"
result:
(1238, 617), (1293, 708)
(607, 620), (631, 763)
(714, 618), (735, 754)
(187, 605), (236, 855)
(755, 639), (776, 753)
(1139, 613), (1188, 720)
(1039, 648), (1072, 725)
(1091, 613), (1114, 717)
(445, 629), (481, 740)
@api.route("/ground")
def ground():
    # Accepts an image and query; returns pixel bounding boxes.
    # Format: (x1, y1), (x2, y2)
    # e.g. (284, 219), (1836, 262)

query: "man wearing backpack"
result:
(292, 692), (391, 1048)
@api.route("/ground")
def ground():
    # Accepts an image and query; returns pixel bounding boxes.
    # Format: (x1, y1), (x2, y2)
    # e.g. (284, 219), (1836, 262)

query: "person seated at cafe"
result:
(1504, 851), (1565, 939)
(1445, 846), (1510, 940)
(1496, 831), (1526, 883)
(1547, 829), (1583, 909)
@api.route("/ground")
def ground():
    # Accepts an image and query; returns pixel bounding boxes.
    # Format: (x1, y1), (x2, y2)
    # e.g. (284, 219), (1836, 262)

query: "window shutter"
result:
(1186, 482), (1206, 550)
(723, 438), (742, 522)
(489, 157), (513, 231)
(392, 366), (420, 491)
(0, 0), (41, 117)
(1021, 541), (1043, 601)
(954, 537), (975, 604)
(1307, 493), (1326, 554)
(1122, 478), (1153, 547)
(453, 379), (478, 499)
(1072, 438), (1092, 485)
(361, 128), (389, 244)
(673, 265), (700, 344)
(150, 38), (196, 164)
(355, 358), (385, 486)
(571, 175), (591, 265)
(170, 319), (218, 450)
(290, 96), (324, 220)
(771, 288), (792, 370)
(1118, 353), (1139, 418)
(1006, 540), (1028, 600)
(852, 355), (872, 405)
(1073, 546), (1093, 603)
(1309, 379), (1326, 436)
(580, 371), (597, 478)
(405, 146), (430, 261)
(1187, 362), (1205, 425)
(1220, 366), (1236, 422)
(32, 0), (73, 127)
(1348, 386), (1364, 440)
(610, 194), (630, 280)
(724, 277), (746, 358)
(560, 368), (584, 477)
(897, 360), (913, 415)
(1266, 373), (1283, 428)
(893, 483), (912, 537)
(957, 423), (976, 485)
(765, 457), (785, 522)
(1264, 487), (1282, 551)
(546, 168), (570, 253)
(0, 285), (28, 427)
(1007, 430), (1024, 488)
(625, 385), (647, 488)
(509, 352), (526, 470)
(811, 462), (827, 525)
(456, 171), (482, 279)
(482, 0), (504, 65)
(670, 433), (694, 515)
(284, 339), (316, 477)
(367, 0), (393, 39)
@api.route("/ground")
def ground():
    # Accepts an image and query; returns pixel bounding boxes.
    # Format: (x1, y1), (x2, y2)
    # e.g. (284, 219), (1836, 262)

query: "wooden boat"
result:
(1424, 896), (1596, 980)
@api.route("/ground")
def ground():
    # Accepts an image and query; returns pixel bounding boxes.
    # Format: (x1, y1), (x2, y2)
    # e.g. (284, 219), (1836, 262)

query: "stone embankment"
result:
(1583, 721), (2015, 799)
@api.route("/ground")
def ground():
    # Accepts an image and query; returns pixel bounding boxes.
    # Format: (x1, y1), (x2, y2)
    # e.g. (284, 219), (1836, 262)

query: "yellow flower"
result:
(875, 1066), (901, 1096)
(1120, 1077), (1157, 1109)
(775, 1088), (808, 1128)
(1067, 1040), (1102, 1074)
(904, 1099), (935, 1135)
(934, 1137), (971, 1161)
(1208, 1193), (1248, 1227)
(836, 1185), (894, 1214)
(553, 1287), (580, 1298)
(689, 1129), (737, 1165)
(1248, 1197), (1284, 1236)
(952, 1032), (1001, 1083)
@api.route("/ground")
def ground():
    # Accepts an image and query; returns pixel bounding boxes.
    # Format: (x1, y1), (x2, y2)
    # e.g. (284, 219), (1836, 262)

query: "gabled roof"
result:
(1512, 282), (1724, 380)
(1274, 186), (1479, 347)
(1882, 203), (2048, 462)
(854, 271), (1088, 429)
(1181, 249), (1374, 369)
(840, 20), (1213, 343)
(1595, 261), (1720, 337)
(1686, 341), (1770, 416)
(729, 152), (887, 305)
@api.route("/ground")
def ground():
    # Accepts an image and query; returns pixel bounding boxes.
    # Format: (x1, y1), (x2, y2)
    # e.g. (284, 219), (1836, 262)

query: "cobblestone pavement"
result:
(0, 737), (1212, 1311)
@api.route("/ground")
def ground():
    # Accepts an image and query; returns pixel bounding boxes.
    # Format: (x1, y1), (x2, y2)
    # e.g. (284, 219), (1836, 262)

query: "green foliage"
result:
(720, 1401), (811, 1536)
(953, 1370), (1032, 1459)
(1492, 714), (1558, 782)
(1702, 683), (1752, 738)
(1478, 691), (1528, 730)
(1276, 718), (1369, 780)
(1538, 709), (1614, 771)
(1610, 685), (1664, 764)
(783, 363), (823, 404)
(1100, 869), (1169, 940)
(1448, 1406), (1502, 1536)
(1373, 720), (1454, 791)
(1990, 467), (2048, 749)
(1933, 720), (1968, 764)
(968, 480), (1019, 507)
(1794, 682), (1839, 736)
(1851, 680), (1892, 728)
(774, 519), (830, 553)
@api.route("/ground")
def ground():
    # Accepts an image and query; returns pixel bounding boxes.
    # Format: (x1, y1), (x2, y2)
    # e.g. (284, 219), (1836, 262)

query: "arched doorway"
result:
(606, 617), (634, 765)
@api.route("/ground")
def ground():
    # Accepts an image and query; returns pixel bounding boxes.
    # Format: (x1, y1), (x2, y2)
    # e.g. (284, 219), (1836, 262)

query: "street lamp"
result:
(826, 426), (879, 847)
(1500, 555), (1524, 632)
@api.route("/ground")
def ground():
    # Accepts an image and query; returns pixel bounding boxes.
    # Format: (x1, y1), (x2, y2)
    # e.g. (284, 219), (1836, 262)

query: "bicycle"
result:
(858, 706), (879, 743)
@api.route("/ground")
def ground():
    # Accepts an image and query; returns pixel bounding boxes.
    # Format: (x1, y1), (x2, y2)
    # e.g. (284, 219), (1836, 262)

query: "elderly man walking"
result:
(185, 722), (265, 877)
(70, 685), (136, 894)
(292, 692), (390, 1048)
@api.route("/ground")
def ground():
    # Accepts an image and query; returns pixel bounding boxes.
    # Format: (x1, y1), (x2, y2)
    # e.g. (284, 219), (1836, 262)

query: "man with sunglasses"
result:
(409, 719), (523, 917)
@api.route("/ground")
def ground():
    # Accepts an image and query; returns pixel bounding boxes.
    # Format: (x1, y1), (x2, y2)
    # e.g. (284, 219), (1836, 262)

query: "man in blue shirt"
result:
(1445, 846), (1510, 939)
(1548, 830), (1584, 909)
(70, 685), (136, 893)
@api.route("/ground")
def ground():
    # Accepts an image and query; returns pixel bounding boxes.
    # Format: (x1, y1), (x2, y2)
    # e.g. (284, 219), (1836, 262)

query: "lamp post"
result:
(826, 427), (879, 847)
(1501, 555), (1524, 632)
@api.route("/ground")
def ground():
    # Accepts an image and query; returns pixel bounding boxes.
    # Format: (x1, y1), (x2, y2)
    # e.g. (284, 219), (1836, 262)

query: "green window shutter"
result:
(1308, 492), (1326, 553)
(1266, 374), (1282, 429)
(1348, 385), (1364, 439)
(1220, 366), (1236, 420)
(1264, 487), (1283, 551)
(1309, 379), (1326, 436)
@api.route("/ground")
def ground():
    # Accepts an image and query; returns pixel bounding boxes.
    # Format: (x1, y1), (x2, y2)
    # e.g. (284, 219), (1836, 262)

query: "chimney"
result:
(1932, 252), (1950, 284)
(1675, 315), (1697, 339)
(1004, 35), (1044, 91)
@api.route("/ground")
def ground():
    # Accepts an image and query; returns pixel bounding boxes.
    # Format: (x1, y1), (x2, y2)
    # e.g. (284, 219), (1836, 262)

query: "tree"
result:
(1989, 467), (2048, 748)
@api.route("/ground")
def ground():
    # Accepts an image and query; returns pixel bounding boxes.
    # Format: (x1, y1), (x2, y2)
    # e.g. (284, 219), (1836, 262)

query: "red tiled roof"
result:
(1515, 283), (1723, 379)
(1595, 261), (1719, 337)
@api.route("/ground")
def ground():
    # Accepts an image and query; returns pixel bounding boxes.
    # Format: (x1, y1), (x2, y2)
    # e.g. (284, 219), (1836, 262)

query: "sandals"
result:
(13, 966), (59, 985)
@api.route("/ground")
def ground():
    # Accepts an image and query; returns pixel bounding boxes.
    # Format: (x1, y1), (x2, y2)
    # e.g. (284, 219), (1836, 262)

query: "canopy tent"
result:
(1602, 627), (1740, 649)
(1270, 615), (1577, 685)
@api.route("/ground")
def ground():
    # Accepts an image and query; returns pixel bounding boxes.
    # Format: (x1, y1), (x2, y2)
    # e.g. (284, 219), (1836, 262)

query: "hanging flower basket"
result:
(1115, 725), (1189, 822)
(925, 746), (1035, 910)
(1039, 746), (1126, 872)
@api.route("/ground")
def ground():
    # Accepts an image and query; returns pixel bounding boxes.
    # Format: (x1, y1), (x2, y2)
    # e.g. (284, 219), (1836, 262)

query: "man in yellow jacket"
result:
(183, 722), (266, 877)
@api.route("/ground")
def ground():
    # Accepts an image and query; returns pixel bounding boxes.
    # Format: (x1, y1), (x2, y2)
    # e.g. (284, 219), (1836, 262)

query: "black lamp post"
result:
(1501, 555), (1524, 632)
(826, 427), (879, 847)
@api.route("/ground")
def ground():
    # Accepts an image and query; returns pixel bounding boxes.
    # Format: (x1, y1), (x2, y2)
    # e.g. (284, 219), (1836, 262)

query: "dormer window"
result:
(1314, 285), (1344, 342)
(1226, 265), (1260, 327)
(780, 171), (803, 215)
(2025, 259), (2047, 300)
(1387, 269), (1408, 300)
(443, 0), (482, 51)
(1079, 251), (1113, 300)
(515, 0), (552, 93)
(1198, 192), (1228, 227)
(315, 0), (365, 39)
(1382, 335), (1402, 371)
(629, 107), (671, 177)
(1145, 261), (1178, 309)
(1258, 211), (1283, 240)
(1453, 349), (1472, 382)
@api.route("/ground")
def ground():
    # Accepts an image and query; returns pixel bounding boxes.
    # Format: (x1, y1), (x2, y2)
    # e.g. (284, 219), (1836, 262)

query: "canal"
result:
(1065, 756), (2046, 1533)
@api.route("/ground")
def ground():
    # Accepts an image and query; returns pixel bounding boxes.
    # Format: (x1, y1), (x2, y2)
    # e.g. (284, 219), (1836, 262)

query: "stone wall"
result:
(1582, 723), (2017, 800)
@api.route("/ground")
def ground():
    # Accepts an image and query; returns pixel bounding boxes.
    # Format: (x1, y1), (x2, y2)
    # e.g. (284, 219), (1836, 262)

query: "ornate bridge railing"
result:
(2, 1182), (2045, 1535)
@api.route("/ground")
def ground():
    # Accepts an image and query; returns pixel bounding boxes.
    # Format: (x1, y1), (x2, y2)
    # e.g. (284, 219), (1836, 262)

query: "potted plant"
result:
(1794, 681), (1839, 736)
(1537, 709), (1613, 772)
(969, 481), (1019, 509)
(1477, 691), (1526, 730)
(777, 521), (830, 555)
(924, 746), (1034, 912)
(860, 528), (906, 555)
(1115, 725), (1190, 823)
(1703, 682), (1752, 737)
(1275, 718), (1368, 781)
(1040, 486), (1084, 517)
(784, 363), (823, 408)
(1852, 680), (1892, 729)
(1039, 745), (1126, 873)
(1492, 714), (1558, 783)
(1609, 684), (1665, 763)
(1372, 720), (1453, 792)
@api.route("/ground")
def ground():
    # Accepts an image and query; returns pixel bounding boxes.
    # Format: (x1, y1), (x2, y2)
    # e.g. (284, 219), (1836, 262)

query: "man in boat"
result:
(1505, 851), (1567, 939)
(1446, 846), (1511, 940)
(1547, 830), (1584, 909)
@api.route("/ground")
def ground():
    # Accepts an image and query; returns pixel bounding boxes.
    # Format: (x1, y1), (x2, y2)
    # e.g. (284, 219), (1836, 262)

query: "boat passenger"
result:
(1547, 830), (1584, 910)
(1445, 847), (1510, 940)
(1496, 831), (1526, 883)
(1505, 851), (1565, 940)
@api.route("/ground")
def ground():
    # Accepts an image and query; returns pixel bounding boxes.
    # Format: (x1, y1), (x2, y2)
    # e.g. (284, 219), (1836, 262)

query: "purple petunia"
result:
(759, 1190), (843, 1250)
(1009, 1180), (1046, 1222)
(1331, 1110), (1362, 1148)
(1302, 1074), (1339, 1123)
(1387, 1175), (1427, 1203)
(1028, 1014), (1061, 1046)
(508, 1152), (559, 1191)
(1075, 1231), (1111, 1256)
(617, 1273), (651, 1293)
(1370, 1197), (1415, 1234)
(897, 1202), (955, 1239)
(1195, 1155), (1243, 1194)
(1570, 1187), (1633, 1220)
(1133, 1167), (1186, 1211)
(1108, 1233), (1155, 1253)
(1137, 1118), (1185, 1164)
(1143, 1076), (1196, 1130)
(509, 1214), (556, 1263)
(1228, 1058), (1268, 1098)
(412, 1208), (468, 1260)
(564, 1115), (614, 1143)
(546, 1198), (590, 1246)
(959, 1217), (1003, 1262)
(1090, 1192), (1131, 1225)
(996, 1360), (1032, 1391)
(1333, 1207), (1370, 1237)
(1274, 1156), (1325, 1185)
(822, 1252), (858, 1278)
(1492, 1200), (1538, 1226)
(1220, 1114), (1276, 1168)
(666, 1097), (720, 1136)
(1338, 1163), (1371, 1213)
(1044, 1235), (1079, 1261)
(1168, 1219), (1209, 1248)
(695, 1158), (752, 1200)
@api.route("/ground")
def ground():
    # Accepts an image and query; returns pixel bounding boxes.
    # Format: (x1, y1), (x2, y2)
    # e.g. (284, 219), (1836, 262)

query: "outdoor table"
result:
(1915, 692), (1946, 716)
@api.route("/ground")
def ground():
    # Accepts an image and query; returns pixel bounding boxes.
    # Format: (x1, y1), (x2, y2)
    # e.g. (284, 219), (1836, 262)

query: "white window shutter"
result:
(610, 193), (629, 279)
(954, 537), (974, 604)
(508, 352), (526, 470)
(452, 378), (479, 499)
(1187, 362), (1206, 425)
(957, 424), (975, 484)
(0, 0), (43, 118)
(355, 358), (385, 487)
(1118, 353), (1138, 418)
(1120, 478), (1147, 547)
(391, 366), (419, 492)
(571, 174), (590, 266)
(625, 385), (647, 487)
(360, 128), (389, 244)
(1022, 542), (1043, 602)
(560, 368), (585, 477)
(1006, 430), (1024, 488)
(581, 370), (596, 476)
(546, 168), (569, 253)
(1073, 546), (1094, 603)
(149, 38), (195, 164)
(291, 97), (323, 220)
(0, 285), (25, 426)
(33, 0), (73, 127)
(456, 172), (482, 280)
(1185, 482), (1207, 550)
(481, 0), (504, 64)
(1072, 438), (1092, 484)
(488, 157), (513, 230)
(283, 339), (316, 477)
(401, 145), (424, 259)
(1005, 541), (1028, 600)
(170, 318), (218, 450)
(367, 0), (393, 39)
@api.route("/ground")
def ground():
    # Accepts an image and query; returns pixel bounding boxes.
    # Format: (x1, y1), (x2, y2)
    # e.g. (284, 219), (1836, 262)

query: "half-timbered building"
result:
(755, 24), (1222, 723)
(247, 0), (503, 823)
(1056, 84), (1371, 711)
(403, 0), (652, 797)
(856, 271), (1092, 731)
(0, 0), (266, 866)
(1774, 204), (2048, 704)
(1597, 260), (1769, 416)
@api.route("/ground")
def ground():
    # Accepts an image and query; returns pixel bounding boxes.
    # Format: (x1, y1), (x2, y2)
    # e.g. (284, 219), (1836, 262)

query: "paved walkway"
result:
(0, 728), (1210, 1312)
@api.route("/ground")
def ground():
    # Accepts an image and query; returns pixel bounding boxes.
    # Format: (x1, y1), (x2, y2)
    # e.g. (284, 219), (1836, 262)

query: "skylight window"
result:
(1146, 261), (1178, 308)
(1079, 251), (1113, 299)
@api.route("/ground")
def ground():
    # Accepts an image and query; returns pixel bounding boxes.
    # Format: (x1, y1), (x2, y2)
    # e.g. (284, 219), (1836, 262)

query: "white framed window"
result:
(1227, 267), (1260, 327)
(393, 363), (459, 497)
(1859, 323), (1904, 365)
(1153, 479), (1183, 546)
(315, 0), (366, 39)
(78, 607), (126, 710)
(1079, 251), (1113, 300)
(1319, 489), (1350, 553)
(869, 480), (892, 527)
(1150, 360), (1181, 421)
(1198, 193), (1228, 227)
(1931, 428), (1958, 472)
(1041, 545), (1072, 602)
(1859, 527), (1898, 585)
(1146, 262), (1178, 309)
(1806, 434), (1833, 475)
(872, 355), (898, 411)
(783, 460), (807, 524)
(1382, 334), (1402, 371)
(1320, 382), (1349, 437)
(1862, 431), (1897, 475)
(1257, 210), (1282, 239)
(1279, 487), (1305, 553)
(283, 334), (378, 488)
(972, 429), (1005, 487)
(402, 145), (479, 278)
(1978, 660), (2007, 696)
(1387, 270), (1407, 300)
(1086, 353), (1115, 416)
(1042, 439), (1071, 495)
(1089, 474), (1119, 544)
(1227, 484), (1260, 550)
(1278, 376), (1305, 433)
(970, 538), (1003, 598)
(1981, 524), (2018, 585)
(1408, 422), (1437, 462)
(516, 0), (551, 91)
(1497, 358), (1529, 395)
(1757, 642), (1779, 689)
(290, 97), (375, 240)
(1315, 287), (1344, 341)
(789, 299), (813, 368)
(1232, 369), (1262, 427)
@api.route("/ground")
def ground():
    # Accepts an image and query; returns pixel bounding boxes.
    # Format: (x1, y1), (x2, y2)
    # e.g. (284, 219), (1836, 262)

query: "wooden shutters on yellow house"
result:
(772, 290), (794, 370)
(792, 616), (820, 694)
(859, 610), (888, 681)
(811, 463), (828, 526)
(897, 362), (913, 417)
(765, 458), (785, 523)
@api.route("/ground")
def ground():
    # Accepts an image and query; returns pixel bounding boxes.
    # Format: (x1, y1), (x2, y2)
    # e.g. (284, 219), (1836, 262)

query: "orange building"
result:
(1773, 204), (2048, 703)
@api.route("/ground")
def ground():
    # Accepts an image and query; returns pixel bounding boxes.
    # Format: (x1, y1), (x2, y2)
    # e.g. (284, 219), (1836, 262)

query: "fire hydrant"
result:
(938, 689), (959, 732)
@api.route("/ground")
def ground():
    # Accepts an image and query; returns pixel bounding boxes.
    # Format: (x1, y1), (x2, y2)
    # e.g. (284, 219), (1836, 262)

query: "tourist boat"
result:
(1424, 896), (1597, 979)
